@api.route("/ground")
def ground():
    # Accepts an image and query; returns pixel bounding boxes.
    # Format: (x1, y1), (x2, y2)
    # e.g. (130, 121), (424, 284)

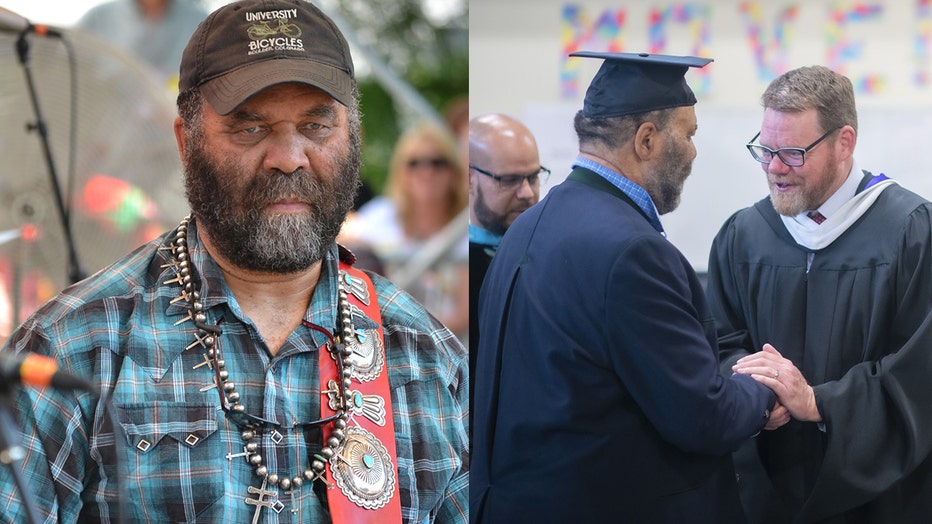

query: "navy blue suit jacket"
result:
(471, 167), (775, 523)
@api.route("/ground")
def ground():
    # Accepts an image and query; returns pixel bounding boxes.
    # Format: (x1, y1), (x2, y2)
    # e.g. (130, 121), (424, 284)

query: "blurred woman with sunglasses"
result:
(343, 121), (469, 342)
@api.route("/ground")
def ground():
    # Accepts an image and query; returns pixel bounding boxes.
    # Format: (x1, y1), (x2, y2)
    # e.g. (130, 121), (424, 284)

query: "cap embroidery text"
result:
(245, 9), (299, 22)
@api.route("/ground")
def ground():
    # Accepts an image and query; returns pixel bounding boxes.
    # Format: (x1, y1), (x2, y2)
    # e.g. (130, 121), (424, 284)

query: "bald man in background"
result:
(467, 114), (546, 436)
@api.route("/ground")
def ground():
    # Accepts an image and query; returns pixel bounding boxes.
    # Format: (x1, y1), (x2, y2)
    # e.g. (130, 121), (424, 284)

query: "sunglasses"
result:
(208, 322), (346, 431)
(406, 157), (450, 169)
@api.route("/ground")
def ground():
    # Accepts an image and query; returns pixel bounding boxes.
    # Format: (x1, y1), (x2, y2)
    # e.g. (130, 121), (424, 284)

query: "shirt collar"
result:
(175, 221), (375, 336)
(187, 221), (230, 311)
(306, 245), (380, 334)
(794, 159), (861, 223)
(573, 156), (665, 234)
(305, 245), (342, 330)
(468, 223), (503, 247)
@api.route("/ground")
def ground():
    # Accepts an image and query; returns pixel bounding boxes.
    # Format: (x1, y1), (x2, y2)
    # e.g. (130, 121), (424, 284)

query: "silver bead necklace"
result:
(163, 216), (354, 513)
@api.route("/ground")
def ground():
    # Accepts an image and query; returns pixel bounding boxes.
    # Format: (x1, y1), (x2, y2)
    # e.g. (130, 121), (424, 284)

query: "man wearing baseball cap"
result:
(0, 1), (468, 522)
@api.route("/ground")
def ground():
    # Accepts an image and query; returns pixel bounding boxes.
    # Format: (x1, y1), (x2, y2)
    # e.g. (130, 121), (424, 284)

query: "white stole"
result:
(780, 179), (898, 250)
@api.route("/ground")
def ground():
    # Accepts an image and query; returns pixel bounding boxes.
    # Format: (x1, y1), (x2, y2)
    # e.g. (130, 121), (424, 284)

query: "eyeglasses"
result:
(469, 165), (550, 190)
(746, 126), (841, 167)
(407, 157), (450, 170)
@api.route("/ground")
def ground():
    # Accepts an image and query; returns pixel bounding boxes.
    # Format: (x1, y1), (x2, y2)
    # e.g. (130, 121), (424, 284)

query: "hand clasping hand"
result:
(733, 343), (821, 423)
(764, 401), (791, 430)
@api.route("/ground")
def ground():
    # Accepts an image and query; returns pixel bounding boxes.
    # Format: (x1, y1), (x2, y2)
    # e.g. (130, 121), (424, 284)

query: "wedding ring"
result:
(774, 370), (780, 379)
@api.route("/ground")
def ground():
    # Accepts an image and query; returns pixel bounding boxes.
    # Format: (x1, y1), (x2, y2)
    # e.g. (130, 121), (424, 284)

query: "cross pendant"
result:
(245, 477), (284, 524)
(282, 487), (299, 514)
(170, 289), (193, 304)
(309, 455), (334, 488)
(192, 351), (213, 369)
(163, 273), (185, 286)
(226, 445), (256, 462)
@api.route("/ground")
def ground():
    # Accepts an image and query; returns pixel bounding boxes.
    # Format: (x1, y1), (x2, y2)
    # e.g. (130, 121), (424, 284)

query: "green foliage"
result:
(407, 28), (469, 112)
(357, 81), (399, 195)
(332, 0), (468, 196)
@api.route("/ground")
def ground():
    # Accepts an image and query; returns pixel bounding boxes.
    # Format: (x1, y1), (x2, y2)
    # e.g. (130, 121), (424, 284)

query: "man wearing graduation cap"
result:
(470, 52), (779, 523)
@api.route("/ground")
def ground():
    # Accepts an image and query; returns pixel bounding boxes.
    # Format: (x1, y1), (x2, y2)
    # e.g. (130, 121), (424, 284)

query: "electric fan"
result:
(0, 21), (187, 335)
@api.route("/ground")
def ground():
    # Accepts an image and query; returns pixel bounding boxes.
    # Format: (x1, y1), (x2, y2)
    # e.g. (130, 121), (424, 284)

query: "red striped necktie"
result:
(808, 211), (826, 225)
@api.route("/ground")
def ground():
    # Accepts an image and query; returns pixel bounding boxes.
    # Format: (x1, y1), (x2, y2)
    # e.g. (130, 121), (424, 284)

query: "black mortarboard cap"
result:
(570, 51), (713, 118)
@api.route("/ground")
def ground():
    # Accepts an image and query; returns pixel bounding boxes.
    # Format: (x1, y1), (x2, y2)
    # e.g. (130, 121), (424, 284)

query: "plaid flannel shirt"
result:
(0, 219), (468, 523)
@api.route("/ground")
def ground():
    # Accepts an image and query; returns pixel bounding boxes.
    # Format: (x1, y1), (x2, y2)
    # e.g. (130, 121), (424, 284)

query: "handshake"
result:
(732, 344), (821, 431)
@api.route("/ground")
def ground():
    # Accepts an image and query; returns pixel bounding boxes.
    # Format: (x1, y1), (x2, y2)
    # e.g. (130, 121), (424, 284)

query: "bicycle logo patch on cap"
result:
(245, 8), (304, 54)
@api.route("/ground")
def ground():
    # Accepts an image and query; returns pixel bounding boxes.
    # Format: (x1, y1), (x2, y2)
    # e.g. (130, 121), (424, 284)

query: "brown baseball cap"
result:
(179, 0), (355, 115)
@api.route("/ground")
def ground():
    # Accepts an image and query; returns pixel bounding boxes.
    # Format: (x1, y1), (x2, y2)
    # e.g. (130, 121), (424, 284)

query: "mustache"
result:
(244, 170), (325, 208)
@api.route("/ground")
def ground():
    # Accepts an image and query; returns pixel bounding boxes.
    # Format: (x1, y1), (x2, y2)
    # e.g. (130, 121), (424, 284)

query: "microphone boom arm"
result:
(14, 30), (84, 284)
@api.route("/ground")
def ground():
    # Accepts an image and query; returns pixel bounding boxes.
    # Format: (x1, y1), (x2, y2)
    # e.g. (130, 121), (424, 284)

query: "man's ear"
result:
(836, 124), (857, 158)
(468, 168), (480, 194)
(633, 121), (658, 161)
(173, 116), (188, 168)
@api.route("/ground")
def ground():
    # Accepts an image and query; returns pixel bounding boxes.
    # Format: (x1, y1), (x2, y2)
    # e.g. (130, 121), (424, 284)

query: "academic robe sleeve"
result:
(706, 211), (757, 373)
(802, 205), (932, 520)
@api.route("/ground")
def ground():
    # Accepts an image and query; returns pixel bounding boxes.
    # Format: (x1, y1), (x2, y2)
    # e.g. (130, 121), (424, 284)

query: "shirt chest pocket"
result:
(116, 402), (223, 522)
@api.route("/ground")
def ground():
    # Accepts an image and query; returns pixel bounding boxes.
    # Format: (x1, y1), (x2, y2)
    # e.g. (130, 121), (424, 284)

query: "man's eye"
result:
(303, 122), (333, 138)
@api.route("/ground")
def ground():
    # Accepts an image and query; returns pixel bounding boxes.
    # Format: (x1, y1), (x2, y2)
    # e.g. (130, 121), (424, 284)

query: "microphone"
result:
(0, 352), (97, 392)
(0, 7), (62, 38)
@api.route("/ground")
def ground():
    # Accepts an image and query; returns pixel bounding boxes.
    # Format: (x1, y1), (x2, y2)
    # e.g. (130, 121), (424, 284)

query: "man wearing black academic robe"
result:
(707, 170), (932, 523)
(468, 238), (493, 354)
(468, 230), (496, 440)
(471, 166), (775, 523)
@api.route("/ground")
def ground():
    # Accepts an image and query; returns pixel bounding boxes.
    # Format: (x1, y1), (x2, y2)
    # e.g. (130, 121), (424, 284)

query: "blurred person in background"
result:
(0, 0), (468, 521)
(77, 0), (208, 87)
(467, 112), (544, 437)
(444, 96), (470, 172)
(344, 121), (469, 342)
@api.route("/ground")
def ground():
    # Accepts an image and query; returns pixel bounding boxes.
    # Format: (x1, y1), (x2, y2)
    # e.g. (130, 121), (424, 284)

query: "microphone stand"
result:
(0, 387), (40, 524)
(14, 30), (84, 284)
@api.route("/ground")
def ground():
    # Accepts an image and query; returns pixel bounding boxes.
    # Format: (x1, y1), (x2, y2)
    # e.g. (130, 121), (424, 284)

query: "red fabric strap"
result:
(319, 263), (402, 523)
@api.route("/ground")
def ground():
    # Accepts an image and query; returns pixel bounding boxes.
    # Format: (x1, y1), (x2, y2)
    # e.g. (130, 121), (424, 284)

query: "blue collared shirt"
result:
(573, 156), (665, 234)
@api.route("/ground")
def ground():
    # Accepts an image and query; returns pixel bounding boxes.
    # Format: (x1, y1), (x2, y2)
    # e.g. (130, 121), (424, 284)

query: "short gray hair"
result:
(573, 108), (674, 150)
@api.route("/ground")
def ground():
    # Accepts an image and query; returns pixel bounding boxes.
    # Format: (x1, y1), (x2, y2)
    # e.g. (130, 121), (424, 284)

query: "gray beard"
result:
(645, 142), (691, 215)
(183, 141), (360, 274)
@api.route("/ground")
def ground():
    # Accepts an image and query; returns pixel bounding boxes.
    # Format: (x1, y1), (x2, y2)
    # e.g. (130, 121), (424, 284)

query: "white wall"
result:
(471, 0), (932, 269)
